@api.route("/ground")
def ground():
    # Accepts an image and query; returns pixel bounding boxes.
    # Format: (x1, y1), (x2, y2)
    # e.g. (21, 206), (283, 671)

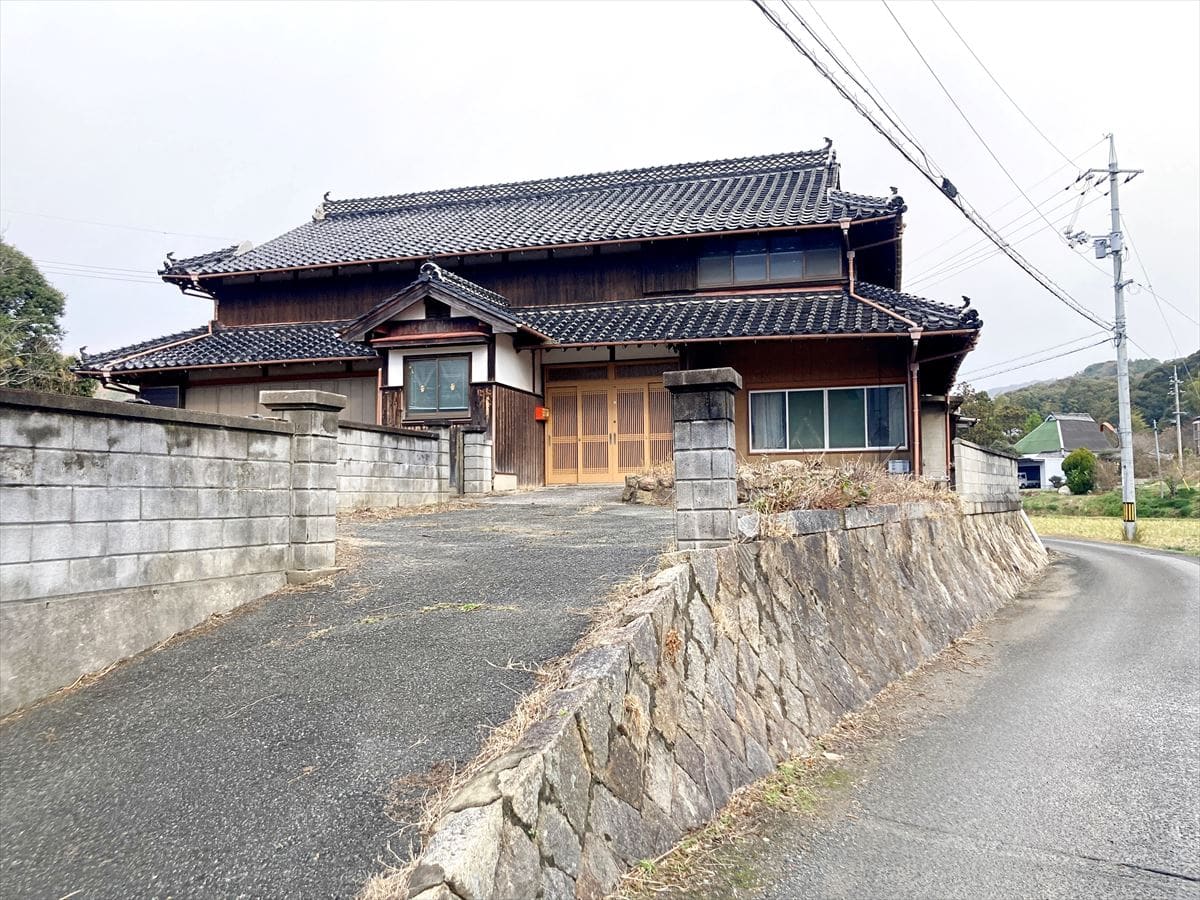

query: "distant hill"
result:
(990, 350), (1199, 426)
(1077, 358), (1161, 378)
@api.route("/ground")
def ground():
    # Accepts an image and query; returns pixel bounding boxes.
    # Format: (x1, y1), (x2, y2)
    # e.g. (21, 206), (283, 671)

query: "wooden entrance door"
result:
(545, 371), (673, 484)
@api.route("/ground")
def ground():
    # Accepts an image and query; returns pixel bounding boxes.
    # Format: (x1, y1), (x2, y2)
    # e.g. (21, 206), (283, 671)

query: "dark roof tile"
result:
(162, 148), (902, 277)
(516, 281), (977, 345)
(78, 322), (377, 374)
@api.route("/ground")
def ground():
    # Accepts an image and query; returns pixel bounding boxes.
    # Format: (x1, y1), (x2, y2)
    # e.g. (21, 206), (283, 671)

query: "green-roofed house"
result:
(1013, 413), (1118, 488)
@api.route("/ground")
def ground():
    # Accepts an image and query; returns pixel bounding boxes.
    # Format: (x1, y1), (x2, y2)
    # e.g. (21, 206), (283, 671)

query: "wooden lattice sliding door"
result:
(544, 361), (675, 484)
(579, 389), (612, 483)
(547, 387), (579, 483)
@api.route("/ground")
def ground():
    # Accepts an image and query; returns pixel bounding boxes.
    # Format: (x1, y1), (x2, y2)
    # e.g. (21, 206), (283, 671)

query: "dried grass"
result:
(742, 458), (952, 517)
(337, 499), (483, 524)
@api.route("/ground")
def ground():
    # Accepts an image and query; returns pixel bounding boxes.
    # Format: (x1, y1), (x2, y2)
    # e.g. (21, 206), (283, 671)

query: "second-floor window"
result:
(697, 236), (842, 287)
(405, 355), (469, 417)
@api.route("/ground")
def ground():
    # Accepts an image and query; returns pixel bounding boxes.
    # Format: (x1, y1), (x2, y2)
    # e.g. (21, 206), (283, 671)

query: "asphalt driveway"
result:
(0, 486), (672, 899)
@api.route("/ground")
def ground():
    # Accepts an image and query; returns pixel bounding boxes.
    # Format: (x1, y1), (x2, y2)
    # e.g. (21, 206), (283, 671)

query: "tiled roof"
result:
(516, 282), (979, 346)
(162, 147), (902, 277)
(417, 262), (513, 320)
(77, 322), (378, 374)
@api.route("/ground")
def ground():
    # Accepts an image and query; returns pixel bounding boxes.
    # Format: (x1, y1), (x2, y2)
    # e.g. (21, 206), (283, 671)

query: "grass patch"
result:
(1023, 485), (1199, 519)
(1032, 515), (1200, 556)
(615, 750), (852, 899)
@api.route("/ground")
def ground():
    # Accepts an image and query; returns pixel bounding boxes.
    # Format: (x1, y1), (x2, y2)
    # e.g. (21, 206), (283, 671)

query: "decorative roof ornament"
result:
(313, 191), (331, 222)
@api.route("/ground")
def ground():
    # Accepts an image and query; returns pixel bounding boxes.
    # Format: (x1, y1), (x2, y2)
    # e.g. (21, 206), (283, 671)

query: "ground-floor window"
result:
(750, 385), (906, 452)
(404, 354), (469, 416)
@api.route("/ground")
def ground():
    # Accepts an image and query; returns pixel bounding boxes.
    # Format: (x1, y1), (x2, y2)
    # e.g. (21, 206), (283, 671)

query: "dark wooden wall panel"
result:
(493, 385), (545, 486)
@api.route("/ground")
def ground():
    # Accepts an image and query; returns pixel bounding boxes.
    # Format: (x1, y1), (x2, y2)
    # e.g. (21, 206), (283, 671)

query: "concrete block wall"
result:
(954, 438), (1021, 513)
(664, 368), (742, 550)
(0, 389), (295, 714)
(336, 423), (442, 511)
(462, 429), (493, 495)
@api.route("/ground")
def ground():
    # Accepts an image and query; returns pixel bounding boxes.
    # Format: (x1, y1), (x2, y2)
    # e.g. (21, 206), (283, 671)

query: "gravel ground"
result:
(0, 486), (672, 899)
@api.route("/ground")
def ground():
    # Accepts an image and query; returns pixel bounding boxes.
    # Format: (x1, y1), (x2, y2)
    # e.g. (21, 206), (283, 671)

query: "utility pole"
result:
(1082, 135), (1143, 541)
(1153, 419), (1163, 497)
(1170, 365), (1185, 470)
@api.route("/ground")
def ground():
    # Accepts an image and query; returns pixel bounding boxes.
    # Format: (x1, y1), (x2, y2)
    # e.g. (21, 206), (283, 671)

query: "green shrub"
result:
(1062, 448), (1097, 495)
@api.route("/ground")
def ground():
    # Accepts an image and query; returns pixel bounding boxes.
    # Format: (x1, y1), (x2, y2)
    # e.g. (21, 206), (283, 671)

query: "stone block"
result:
(669, 389), (735, 423)
(692, 479), (737, 511)
(0, 559), (71, 602)
(31, 522), (107, 561)
(290, 541), (336, 571)
(32, 448), (108, 487)
(537, 798), (582, 878)
(413, 802), (503, 900)
(107, 520), (170, 555)
(674, 449), (712, 481)
(0, 486), (72, 524)
(0, 409), (73, 449)
(493, 822), (540, 900)
(141, 488), (199, 520)
(0, 447), (34, 485)
(0, 524), (32, 564)
(687, 419), (735, 451)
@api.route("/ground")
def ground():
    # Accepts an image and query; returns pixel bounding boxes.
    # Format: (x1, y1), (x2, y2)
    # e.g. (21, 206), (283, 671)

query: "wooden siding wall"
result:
(208, 223), (900, 327)
(492, 385), (545, 487)
(186, 374), (378, 424)
(689, 338), (914, 465)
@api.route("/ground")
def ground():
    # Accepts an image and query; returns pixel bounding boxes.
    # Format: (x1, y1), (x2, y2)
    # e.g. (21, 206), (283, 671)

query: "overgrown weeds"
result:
(742, 458), (953, 517)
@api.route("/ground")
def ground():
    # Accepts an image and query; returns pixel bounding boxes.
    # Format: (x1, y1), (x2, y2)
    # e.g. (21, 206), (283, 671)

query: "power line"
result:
(39, 269), (165, 287)
(0, 207), (234, 242)
(803, 0), (930, 158)
(960, 330), (1110, 379)
(906, 136), (1105, 268)
(752, 0), (1111, 330)
(881, 0), (1069, 250)
(959, 337), (1112, 383)
(931, 0), (1074, 167)
(908, 187), (1102, 286)
(35, 258), (159, 277)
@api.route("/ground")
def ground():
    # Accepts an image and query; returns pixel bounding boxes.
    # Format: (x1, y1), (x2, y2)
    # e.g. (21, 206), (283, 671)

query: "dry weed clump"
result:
(741, 458), (952, 516)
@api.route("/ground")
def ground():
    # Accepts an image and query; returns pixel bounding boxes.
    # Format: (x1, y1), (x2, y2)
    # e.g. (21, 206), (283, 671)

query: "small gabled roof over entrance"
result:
(340, 262), (527, 341)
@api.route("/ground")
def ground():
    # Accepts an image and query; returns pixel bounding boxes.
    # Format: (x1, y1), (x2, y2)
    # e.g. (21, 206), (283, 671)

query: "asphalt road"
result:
(757, 538), (1200, 900)
(0, 487), (671, 900)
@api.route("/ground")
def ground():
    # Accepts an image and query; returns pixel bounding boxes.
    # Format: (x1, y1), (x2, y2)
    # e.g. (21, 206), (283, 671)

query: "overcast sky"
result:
(2, 0), (1197, 388)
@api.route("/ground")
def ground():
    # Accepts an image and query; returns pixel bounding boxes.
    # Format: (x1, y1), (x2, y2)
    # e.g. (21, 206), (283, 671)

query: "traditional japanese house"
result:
(79, 144), (981, 487)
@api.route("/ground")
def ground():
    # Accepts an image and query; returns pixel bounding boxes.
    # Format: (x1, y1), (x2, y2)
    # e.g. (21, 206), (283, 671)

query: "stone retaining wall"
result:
(404, 504), (1047, 900)
(337, 423), (442, 511)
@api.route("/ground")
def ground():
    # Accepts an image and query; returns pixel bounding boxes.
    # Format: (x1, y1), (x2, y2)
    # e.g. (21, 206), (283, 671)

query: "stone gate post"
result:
(260, 389), (346, 582)
(663, 367), (742, 550)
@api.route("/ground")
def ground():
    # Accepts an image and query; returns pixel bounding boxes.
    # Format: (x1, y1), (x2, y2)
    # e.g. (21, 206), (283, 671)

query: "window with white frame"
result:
(749, 385), (907, 452)
(404, 355), (469, 416)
